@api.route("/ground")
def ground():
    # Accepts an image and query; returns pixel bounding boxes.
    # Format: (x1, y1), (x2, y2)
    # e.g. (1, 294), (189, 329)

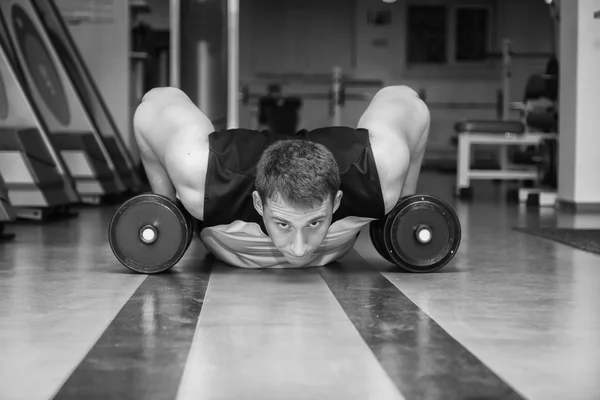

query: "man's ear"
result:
(332, 190), (343, 213)
(252, 191), (265, 216)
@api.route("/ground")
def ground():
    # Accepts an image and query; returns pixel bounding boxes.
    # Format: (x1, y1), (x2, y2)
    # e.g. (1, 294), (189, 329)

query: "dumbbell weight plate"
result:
(108, 194), (193, 274)
(179, 199), (194, 249)
(383, 195), (461, 273)
(369, 219), (395, 263)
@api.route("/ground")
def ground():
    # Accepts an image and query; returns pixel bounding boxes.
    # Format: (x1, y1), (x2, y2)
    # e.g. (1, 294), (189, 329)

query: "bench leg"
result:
(457, 133), (471, 194)
(499, 144), (508, 171)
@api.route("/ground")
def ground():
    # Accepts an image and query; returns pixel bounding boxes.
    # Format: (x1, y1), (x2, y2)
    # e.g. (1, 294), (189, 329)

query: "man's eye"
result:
(309, 221), (321, 228)
(278, 223), (289, 229)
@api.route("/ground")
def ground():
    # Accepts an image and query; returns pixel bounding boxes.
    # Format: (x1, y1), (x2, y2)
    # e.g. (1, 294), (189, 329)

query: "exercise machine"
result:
(454, 39), (559, 206)
(30, 0), (143, 193)
(0, 174), (16, 240)
(240, 66), (381, 130)
(0, 29), (80, 220)
(0, 0), (124, 204)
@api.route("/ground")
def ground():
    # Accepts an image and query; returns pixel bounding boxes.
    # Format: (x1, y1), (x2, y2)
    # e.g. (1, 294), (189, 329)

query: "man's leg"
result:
(357, 86), (431, 214)
(133, 87), (215, 220)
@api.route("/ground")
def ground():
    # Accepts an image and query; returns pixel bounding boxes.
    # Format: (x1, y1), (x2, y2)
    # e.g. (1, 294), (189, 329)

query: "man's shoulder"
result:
(199, 217), (373, 269)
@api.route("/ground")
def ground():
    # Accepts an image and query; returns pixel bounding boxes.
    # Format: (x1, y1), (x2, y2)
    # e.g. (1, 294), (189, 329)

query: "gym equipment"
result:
(515, 136), (558, 207)
(258, 94), (302, 135)
(227, 0), (239, 129)
(0, 30), (79, 219)
(418, 87), (503, 118)
(30, 0), (143, 192)
(369, 194), (461, 273)
(174, 0), (379, 128)
(170, 0), (181, 88)
(534, 138), (557, 188)
(109, 193), (194, 274)
(454, 42), (559, 201)
(240, 67), (381, 128)
(420, 39), (555, 120)
(0, 174), (16, 240)
(454, 122), (557, 198)
(490, 39), (555, 120)
(0, 0), (124, 204)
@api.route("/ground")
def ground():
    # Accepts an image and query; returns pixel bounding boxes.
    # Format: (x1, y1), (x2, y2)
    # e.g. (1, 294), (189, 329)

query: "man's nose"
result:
(290, 230), (308, 256)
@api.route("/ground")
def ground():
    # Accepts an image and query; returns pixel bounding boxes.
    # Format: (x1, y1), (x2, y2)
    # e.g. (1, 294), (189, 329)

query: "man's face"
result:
(253, 191), (343, 266)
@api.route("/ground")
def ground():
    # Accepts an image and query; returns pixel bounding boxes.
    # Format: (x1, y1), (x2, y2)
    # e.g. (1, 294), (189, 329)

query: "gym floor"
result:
(1, 172), (599, 400)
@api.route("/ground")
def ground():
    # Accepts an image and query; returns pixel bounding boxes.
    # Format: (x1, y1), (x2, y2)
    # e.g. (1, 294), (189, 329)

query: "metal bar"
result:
(227, 0), (239, 129)
(502, 39), (511, 120)
(244, 93), (371, 101)
(486, 51), (555, 59)
(425, 102), (498, 110)
(466, 170), (538, 180)
(250, 73), (383, 87)
(245, 94), (499, 109)
(332, 66), (343, 126)
(169, 0), (180, 88)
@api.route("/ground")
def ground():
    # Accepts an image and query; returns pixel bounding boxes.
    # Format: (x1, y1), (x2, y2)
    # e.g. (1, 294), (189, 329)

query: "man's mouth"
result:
(284, 253), (310, 262)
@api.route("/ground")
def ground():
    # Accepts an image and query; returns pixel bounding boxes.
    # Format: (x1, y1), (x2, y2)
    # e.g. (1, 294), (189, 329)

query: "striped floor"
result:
(1, 173), (599, 400)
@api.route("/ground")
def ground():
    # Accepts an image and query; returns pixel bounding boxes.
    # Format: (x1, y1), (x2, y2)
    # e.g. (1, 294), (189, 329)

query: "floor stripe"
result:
(51, 264), (212, 400)
(320, 251), (526, 400)
(174, 263), (404, 400)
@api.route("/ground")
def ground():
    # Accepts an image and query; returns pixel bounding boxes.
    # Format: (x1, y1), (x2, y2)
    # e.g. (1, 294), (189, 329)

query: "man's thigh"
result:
(357, 86), (429, 213)
(134, 88), (215, 219)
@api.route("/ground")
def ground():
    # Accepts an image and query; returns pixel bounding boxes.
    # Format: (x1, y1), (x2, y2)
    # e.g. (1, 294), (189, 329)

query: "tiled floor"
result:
(1, 172), (599, 400)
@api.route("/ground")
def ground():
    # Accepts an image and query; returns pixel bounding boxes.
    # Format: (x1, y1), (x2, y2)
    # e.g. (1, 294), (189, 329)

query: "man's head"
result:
(253, 139), (343, 265)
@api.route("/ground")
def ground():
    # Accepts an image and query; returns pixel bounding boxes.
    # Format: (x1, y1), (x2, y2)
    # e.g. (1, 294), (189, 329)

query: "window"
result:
(406, 1), (494, 67)
(407, 5), (447, 64)
(455, 6), (490, 62)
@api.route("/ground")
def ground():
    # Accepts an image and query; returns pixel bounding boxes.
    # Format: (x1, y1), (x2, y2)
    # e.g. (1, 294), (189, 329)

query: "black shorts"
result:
(199, 127), (386, 234)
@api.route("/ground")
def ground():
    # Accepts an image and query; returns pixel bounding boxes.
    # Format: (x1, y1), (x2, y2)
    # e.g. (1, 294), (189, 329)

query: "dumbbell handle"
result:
(414, 224), (433, 244)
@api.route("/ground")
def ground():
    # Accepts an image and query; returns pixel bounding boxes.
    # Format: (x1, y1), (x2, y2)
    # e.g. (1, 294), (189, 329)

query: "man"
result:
(133, 85), (430, 268)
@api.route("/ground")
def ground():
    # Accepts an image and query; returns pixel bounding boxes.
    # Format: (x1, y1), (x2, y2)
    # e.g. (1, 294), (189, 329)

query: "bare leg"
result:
(133, 87), (215, 220)
(358, 86), (431, 213)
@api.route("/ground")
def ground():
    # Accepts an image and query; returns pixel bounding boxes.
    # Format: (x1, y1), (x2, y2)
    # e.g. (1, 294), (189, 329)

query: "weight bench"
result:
(454, 119), (558, 200)
(453, 72), (561, 204)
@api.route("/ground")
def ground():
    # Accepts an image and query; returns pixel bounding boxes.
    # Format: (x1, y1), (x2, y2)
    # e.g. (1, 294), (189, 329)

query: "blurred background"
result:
(115, 0), (558, 169)
(0, 0), (576, 215)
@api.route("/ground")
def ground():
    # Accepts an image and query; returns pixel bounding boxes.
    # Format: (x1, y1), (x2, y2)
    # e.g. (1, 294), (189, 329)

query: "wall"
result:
(558, 0), (600, 205)
(572, 0), (600, 203)
(56, 0), (131, 151)
(557, 0), (578, 201)
(237, 0), (555, 160)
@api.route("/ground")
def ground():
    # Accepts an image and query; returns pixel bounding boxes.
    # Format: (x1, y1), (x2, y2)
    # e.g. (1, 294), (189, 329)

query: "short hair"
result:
(255, 140), (340, 208)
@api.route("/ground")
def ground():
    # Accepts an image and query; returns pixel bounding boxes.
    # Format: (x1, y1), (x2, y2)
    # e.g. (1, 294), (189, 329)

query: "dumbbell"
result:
(108, 193), (194, 274)
(369, 194), (461, 273)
